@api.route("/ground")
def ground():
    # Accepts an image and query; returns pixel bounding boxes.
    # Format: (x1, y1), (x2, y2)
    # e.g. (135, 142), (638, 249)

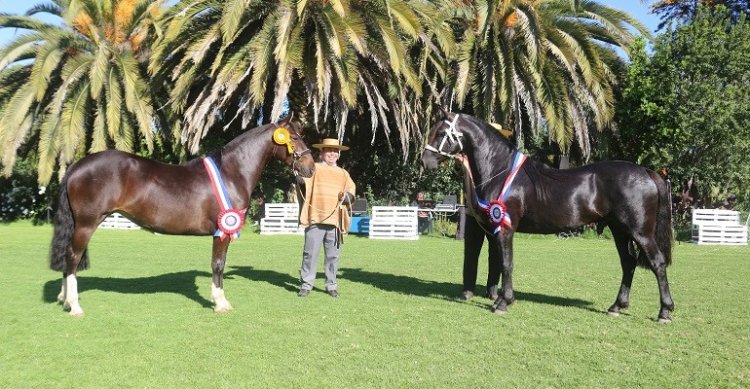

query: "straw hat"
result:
(489, 123), (513, 138)
(313, 138), (349, 151)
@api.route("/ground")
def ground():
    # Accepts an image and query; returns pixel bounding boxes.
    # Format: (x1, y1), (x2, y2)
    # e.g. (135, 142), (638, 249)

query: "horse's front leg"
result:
(211, 237), (233, 313)
(492, 233), (515, 315)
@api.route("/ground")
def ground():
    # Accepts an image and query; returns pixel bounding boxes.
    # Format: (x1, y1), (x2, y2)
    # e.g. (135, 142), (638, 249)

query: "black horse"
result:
(50, 116), (315, 316)
(422, 112), (674, 323)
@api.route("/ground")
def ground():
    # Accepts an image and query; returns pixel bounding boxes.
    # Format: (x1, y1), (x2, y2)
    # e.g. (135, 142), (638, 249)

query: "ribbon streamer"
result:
(203, 157), (246, 240)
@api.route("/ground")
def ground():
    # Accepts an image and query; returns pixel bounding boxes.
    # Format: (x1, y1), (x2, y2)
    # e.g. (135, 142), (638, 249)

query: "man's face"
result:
(320, 147), (340, 165)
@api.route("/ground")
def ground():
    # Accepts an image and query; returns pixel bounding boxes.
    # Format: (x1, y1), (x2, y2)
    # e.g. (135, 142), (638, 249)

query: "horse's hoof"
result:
(68, 309), (84, 317)
(486, 286), (498, 301)
(214, 304), (234, 313)
(657, 317), (672, 324)
(493, 308), (507, 315)
(459, 291), (474, 301)
(607, 310), (620, 317)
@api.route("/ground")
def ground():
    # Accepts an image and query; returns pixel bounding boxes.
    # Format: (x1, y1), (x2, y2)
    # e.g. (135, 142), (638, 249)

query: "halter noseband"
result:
(424, 114), (464, 157)
(288, 140), (312, 176)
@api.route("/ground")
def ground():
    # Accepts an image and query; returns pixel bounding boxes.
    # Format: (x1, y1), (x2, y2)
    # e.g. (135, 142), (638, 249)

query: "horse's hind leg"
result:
(634, 236), (675, 323)
(64, 224), (96, 316)
(211, 238), (233, 313)
(608, 228), (637, 316)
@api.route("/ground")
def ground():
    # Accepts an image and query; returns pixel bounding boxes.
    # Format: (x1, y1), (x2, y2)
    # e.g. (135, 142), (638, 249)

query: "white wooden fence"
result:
(260, 203), (303, 235)
(691, 209), (747, 245)
(99, 213), (140, 230)
(368, 206), (418, 240)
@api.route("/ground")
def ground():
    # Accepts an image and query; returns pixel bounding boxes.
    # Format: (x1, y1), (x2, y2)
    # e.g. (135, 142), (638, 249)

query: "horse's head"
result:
(271, 116), (315, 178)
(422, 110), (465, 170)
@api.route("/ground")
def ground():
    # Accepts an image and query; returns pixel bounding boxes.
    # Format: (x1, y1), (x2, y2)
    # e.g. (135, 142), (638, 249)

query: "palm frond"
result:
(0, 84), (35, 176)
(26, 2), (65, 17)
(116, 51), (154, 151)
(105, 67), (123, 141)
(384, 0), (421, 39)
(89, 44), (110, 100)
(58, 80), (90, 165)
(220, 0), (249, 43)
(29, 42), (64, 102)
(90, 95), (107, 152)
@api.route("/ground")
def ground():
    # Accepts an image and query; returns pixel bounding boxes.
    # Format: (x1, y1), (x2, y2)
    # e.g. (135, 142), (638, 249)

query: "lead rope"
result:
(458, 152), (527, 236)
(456, 155), (498, 237)
(295, 167), (352, 227)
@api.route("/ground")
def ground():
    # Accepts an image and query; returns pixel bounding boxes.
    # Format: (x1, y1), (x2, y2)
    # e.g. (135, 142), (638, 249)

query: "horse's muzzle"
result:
(293, 153), (315, 178)
(421, 150), (442, 171)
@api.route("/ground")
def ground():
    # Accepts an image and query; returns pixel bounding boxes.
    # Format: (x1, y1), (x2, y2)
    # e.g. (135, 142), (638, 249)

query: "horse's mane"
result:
(463, 115), (517, 154)
(461, 114), (571, 206)
(463, 115), (567, 183)
(184, 122), (276, 168)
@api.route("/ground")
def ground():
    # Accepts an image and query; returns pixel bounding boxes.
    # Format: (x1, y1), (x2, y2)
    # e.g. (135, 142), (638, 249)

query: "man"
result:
(297, 138), (356, 298)
(456, 154), (500, 301)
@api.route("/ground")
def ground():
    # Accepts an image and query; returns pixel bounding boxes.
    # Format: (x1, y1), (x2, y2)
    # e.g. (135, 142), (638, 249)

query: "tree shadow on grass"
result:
(42, 270), (214, 308)
(339, 267), (595, 312)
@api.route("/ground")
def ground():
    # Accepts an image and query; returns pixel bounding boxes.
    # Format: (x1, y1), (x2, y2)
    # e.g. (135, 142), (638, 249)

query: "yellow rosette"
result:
(273, 127), (294, 154)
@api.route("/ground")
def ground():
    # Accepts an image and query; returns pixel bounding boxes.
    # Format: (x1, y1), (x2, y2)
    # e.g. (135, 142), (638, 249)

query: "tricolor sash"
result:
(203, 157), (246, 241)
(476, 151), (527, 235)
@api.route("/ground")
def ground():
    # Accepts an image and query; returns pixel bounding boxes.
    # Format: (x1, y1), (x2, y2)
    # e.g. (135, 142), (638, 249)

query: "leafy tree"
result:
(651, 0), (750, 29)
(0, 156), (48, 223)
(617, 5), (750, 208)
(0, 0), (169, 185)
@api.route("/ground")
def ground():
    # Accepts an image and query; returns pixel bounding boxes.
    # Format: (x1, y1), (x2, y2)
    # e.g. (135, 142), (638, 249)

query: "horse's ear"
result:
(279, 112), (293, 126)
(439, 106), (450, 118)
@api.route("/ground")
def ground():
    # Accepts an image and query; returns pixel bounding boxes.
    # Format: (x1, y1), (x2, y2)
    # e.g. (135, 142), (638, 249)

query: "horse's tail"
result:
(50, 176), (89, 272)
(651, 170), (673, 267)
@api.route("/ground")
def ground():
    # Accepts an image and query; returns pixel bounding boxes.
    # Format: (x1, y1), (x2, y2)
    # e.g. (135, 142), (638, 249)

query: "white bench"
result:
(100, 213), (140, 230)
(368, 206), (418, 240)
(691, 209), (748, 245)
(260, 203), (303, 235)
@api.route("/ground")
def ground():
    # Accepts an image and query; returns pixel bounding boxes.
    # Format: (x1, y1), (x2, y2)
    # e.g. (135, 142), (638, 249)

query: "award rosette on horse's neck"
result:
(203, 157), (246, 240)
(476, 151), (527, 235)
(272, 127), (294, 154)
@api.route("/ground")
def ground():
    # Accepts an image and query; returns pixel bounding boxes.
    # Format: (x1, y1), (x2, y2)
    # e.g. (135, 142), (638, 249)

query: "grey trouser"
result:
(299, 224), (340, 291)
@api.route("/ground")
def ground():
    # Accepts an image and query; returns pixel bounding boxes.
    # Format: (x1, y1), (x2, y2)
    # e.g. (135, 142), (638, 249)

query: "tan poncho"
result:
(299, 163), (356, 234)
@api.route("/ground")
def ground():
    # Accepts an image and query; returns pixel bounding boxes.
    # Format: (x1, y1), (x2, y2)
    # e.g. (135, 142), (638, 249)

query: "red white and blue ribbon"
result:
(476, 151), (527, 235)
(203, 157), (246, 241)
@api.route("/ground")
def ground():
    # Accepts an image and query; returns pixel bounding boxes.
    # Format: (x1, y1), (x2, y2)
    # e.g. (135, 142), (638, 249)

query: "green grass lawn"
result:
(1, 221), (748, 388)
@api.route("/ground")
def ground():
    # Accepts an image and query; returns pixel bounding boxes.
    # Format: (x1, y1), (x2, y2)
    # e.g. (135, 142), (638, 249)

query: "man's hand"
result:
(339, 192), (354, 205)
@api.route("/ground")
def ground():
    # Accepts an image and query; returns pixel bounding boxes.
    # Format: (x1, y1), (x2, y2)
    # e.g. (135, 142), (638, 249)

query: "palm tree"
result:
(151, 0), (452, 155)
(0, 0), (165, 184)
(446, 0), (650, 164)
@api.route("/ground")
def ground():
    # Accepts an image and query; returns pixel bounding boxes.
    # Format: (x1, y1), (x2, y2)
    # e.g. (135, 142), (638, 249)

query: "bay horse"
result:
(50, 117), (315, 316)
(422, 112), (675, 323)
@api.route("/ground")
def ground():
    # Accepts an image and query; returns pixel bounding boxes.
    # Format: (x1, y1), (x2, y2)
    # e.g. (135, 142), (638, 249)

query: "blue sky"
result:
(598, 0), (661, 34)
(0, 1), (660, 52)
